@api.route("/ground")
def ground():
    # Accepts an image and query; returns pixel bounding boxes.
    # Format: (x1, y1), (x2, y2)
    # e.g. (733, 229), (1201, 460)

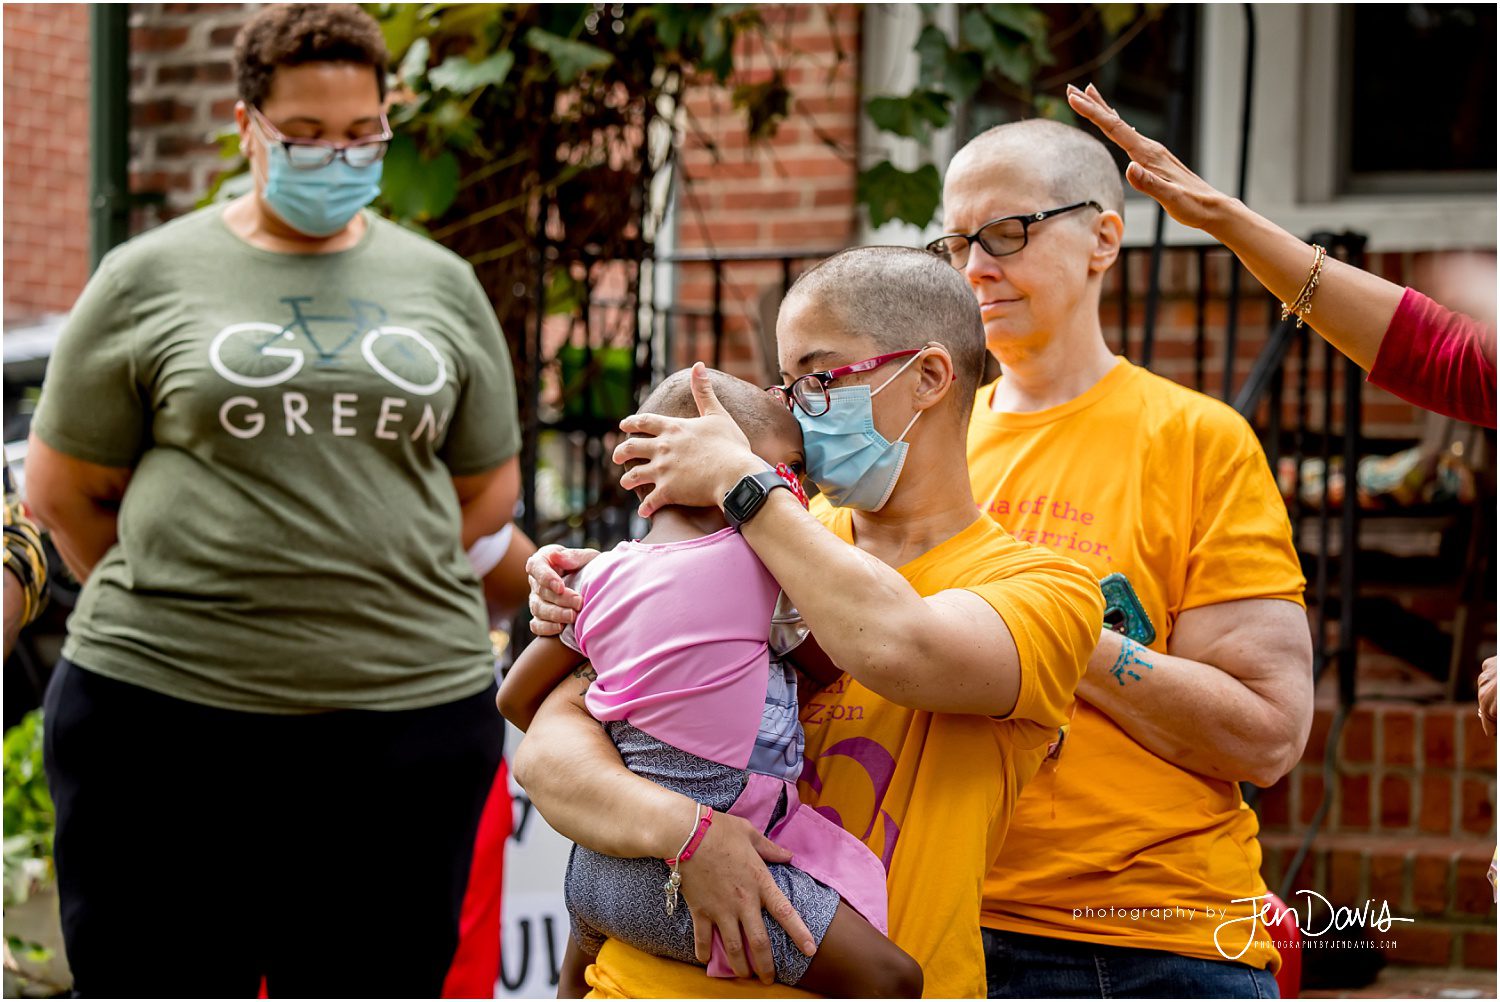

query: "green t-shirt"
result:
(32, 205), (521, 713)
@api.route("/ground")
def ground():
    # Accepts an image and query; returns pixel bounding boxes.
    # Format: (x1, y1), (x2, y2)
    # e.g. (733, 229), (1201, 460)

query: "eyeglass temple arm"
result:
(827, 350), (922, 379)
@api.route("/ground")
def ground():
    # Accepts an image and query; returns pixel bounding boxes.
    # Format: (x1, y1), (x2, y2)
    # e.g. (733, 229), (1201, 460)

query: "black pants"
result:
(43, 658), (504, 998)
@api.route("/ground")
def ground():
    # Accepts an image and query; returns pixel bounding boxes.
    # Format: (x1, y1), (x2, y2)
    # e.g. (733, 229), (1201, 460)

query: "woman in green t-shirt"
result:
(26, 4), (520, 995)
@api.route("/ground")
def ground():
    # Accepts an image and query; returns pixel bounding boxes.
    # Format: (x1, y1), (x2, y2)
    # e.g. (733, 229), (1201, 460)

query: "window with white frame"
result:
(860, 4), (1497, 250)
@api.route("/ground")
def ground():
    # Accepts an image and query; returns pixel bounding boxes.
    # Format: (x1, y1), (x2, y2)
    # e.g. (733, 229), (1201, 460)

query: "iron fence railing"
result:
(515, 247), (839, 552)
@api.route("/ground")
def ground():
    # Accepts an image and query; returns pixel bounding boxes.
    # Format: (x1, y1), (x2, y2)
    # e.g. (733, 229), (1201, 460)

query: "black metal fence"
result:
(514, 248), (839, 551)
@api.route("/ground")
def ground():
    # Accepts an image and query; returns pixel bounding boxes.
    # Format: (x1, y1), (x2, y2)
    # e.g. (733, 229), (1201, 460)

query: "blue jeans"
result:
(983, 928), (1280, 999)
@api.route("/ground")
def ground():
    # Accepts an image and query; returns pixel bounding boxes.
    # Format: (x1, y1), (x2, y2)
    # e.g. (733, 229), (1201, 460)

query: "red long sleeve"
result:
(1368, 287), (1497, 428)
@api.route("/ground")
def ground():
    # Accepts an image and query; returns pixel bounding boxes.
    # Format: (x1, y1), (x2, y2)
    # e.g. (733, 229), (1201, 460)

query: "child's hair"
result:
(627, 367), (801, 507)
(638, 367), (797, 441)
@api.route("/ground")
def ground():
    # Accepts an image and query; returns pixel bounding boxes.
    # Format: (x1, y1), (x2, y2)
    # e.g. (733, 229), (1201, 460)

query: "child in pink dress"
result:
(499, 368), (920, 997)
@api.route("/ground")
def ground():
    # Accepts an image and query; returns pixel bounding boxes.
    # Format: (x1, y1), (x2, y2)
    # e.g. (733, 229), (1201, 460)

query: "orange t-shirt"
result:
(968, 358), (1305, 971)
(584, 508), (1103, 998)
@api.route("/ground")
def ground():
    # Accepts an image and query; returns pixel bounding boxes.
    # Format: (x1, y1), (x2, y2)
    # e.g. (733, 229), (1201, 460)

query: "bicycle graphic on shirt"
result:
(209, 296), (447, 396)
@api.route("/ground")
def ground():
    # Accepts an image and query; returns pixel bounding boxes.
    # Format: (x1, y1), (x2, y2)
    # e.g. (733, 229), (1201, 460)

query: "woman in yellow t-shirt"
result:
(517, 247), (1103, 998)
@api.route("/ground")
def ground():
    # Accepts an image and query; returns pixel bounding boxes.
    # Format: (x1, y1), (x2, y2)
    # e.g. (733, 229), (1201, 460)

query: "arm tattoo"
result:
(572, 662), (597, 693)
(1109, 637), (1154, 686)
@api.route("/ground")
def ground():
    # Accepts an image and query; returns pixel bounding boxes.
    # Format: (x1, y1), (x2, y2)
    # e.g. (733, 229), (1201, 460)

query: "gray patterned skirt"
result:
(564, 720), (841, 986)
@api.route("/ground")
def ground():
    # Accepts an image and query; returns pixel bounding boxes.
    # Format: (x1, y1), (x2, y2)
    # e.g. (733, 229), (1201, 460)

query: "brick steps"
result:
(1259, 701), (1496, 835)
(1258, 700), (1496, 977)
(1259, 832), (1495, 969)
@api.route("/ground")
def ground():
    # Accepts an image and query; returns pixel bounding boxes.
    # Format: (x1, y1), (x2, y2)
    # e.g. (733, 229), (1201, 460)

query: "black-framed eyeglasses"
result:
(925, 201), (1104, 268)
(250, 106), (392, 170)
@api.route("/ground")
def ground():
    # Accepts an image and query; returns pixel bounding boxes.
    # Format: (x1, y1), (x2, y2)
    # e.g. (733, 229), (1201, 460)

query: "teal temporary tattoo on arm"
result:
(1109, 637), (1154, 685)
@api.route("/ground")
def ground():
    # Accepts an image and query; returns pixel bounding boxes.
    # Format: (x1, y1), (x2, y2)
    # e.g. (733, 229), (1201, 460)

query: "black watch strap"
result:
(722, 470), (791, 529)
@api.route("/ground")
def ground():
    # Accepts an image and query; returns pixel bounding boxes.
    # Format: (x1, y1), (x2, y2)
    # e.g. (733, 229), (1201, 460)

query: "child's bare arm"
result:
(556, 934), (595, 999)
(497, 635), (587, 731)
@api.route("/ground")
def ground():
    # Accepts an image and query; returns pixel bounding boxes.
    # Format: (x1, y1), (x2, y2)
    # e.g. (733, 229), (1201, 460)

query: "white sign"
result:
(497, 731), (573, 999)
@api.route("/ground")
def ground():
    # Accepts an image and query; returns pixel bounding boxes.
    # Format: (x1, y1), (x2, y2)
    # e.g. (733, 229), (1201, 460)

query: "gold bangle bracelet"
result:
(1280, 244), (1326, 328)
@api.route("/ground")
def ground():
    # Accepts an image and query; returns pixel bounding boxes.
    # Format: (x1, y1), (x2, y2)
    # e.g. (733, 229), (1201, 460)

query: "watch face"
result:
(726, 478), (763, 519)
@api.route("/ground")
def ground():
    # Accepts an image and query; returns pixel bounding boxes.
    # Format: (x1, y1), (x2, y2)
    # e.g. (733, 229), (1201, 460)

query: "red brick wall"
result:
(3, 3), (92, 322)
(674, 5), (860, 254)
(127, 3), (251, 233)
(666, 4), (862, 381)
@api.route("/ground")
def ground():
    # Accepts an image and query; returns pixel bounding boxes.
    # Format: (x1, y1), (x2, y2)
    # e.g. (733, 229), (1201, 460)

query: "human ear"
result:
(912, 345), (955, 411)
(1090, 209), (1125, 275)
(234, 100), (253, 156)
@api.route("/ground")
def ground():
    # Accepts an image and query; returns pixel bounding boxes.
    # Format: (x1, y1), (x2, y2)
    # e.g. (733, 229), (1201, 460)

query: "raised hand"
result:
(1066, 82), (1232, 233)
(1480, 656), (1496, 738)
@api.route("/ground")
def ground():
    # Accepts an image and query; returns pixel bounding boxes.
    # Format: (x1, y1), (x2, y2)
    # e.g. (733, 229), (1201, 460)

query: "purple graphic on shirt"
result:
(804, 736), (902, 871)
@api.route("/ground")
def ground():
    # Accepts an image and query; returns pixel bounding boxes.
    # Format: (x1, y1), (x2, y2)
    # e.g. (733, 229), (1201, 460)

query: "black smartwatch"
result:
(722, 470), (792, 529)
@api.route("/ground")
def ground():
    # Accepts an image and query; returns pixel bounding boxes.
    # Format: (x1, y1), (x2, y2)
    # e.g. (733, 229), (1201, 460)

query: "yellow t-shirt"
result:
(969, 358), (1305, 971)
(585, 507), (1103, 999)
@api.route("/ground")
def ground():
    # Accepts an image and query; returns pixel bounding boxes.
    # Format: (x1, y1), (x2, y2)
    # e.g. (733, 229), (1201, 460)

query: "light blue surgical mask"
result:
(261, 141), (382, 238)
(796, 352), (925, 511)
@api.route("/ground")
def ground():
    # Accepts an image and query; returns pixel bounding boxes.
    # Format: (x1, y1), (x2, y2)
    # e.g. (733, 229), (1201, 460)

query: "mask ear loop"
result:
(872, 342), (941, 443)
(892, 408), (923, 444)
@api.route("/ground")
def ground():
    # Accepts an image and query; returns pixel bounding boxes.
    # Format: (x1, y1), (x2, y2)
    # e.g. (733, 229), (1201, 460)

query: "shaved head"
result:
(780, 246), (987, 415)
(628, 367), (801, 510)
(638, 366), (798, 446)
(949, 118), (1124, 215)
